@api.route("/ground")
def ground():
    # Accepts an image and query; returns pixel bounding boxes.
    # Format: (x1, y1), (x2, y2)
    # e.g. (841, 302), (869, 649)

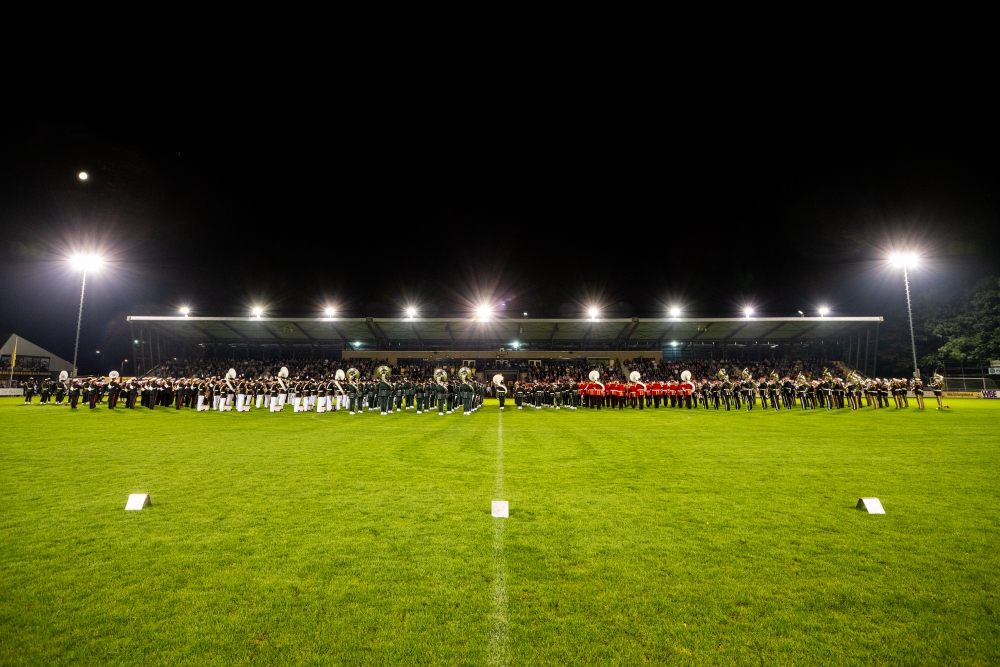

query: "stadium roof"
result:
(127, 316), (882, 351)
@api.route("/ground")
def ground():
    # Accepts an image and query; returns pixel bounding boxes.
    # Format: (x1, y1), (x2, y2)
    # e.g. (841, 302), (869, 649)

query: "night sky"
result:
(2, 91), (997, 373)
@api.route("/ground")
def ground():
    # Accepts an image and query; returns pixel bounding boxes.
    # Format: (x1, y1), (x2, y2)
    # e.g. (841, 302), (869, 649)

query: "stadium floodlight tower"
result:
(588, 307), (599, 320)
(69, 254), (102, 377)
(890, 253), (921, 379)
(476, 305), (491, 321)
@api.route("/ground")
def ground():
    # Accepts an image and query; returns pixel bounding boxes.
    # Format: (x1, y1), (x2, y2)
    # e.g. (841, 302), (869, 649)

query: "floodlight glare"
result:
(252, 307), (263, 317)
(476, 305), (491, 320)
(78, 172), (88, 180)
(523, 312), (528, 316)
(180, 307), (190, 317)
(325, 307), (335, 317)
(70, 254), (102, 271)
(512, 341), (519, 349)
(406, 307), (416, 318)
(588, 307), (599, 319)
(818, 307), (829, 316)
(669, 307), (681, 317)
(744, 307), (754, 317)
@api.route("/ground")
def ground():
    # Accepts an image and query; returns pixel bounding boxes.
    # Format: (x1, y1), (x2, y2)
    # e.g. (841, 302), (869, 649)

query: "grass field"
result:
(1, 396), (999, 666)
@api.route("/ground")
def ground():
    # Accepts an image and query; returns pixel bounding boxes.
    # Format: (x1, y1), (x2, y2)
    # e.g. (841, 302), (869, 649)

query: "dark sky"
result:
(2, 89), (998, 372)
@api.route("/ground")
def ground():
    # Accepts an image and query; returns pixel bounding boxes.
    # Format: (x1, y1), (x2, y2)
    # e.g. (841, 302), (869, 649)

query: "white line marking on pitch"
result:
(488, 412), (509, 667)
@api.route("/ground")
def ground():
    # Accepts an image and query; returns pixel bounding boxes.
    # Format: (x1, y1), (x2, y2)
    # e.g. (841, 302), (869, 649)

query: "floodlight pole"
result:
(902, 265), (919, 379)
(72, 270), (87, 378)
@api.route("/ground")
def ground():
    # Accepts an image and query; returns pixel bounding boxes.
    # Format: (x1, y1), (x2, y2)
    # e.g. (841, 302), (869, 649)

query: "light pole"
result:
(891, 254), (920, 379)
(70, 255), (102, 377)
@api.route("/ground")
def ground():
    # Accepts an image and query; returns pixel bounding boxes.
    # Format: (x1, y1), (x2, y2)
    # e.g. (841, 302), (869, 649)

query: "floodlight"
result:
(78, 172), (88, 180)
(744, 307), (754, 317)
(325, 307), (335, 317)
(354, 341), (361, 347)
(180, 307), (190, 317)
(818, 307), (829, 316)
(669, 307), (680, 317)
(523, 312), (528, 316)
(512, 341), (519, 349)
(406, 307), (416, 318)
(252, 307), (263, 317)
(70, 254), (102, 271)
(476, 305), (491, 320)
(588, 307), (599, 319)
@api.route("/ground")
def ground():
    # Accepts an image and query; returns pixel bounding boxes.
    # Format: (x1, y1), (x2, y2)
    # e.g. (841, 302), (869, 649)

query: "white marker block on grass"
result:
(125, 494), (151, 511)
(856, 497), (884, 514)
(491, 501), (509, 518)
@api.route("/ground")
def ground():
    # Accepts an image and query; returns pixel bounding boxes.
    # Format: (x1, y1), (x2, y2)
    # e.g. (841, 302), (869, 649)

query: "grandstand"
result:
(126, 315), (883, 378)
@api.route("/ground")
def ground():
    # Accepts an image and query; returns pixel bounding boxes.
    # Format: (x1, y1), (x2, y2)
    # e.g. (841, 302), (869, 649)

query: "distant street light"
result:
(69, 254), (102, 377)
(78, 172), (88, 181)
(890, 253), (921, 378)
(325, 307), (335, 317)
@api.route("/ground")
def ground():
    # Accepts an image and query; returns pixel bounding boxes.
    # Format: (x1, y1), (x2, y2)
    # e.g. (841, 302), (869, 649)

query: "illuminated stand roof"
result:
(127, 316), (882, 351)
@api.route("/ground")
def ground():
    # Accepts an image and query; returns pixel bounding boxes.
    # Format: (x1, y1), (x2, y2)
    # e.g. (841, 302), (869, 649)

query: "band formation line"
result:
(17, 365), (947, 413)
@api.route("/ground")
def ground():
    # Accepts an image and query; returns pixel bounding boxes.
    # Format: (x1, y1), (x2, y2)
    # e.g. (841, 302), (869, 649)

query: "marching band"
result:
(17, 366), (946, 414)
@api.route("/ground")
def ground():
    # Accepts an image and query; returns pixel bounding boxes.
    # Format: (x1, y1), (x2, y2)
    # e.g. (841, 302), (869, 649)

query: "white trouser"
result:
(316, 397), (325, 413)
(263, 395), (270, 408)
(236, 394), (245, 412)
(256, 395), (264, 408)
(328, 396), (335, 411)
(197, 395), (206, 411)
(225, 395), (234, 411)
(337, 395), (344, 410)
(213, 395), (220, 410)
(270, 396), (281, 412)
(293, 396), (301, 412)
(278, 393), (287, 408)
(307, 395), (315, 408)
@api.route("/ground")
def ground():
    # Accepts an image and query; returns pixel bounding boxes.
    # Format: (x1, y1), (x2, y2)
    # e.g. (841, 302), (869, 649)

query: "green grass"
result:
(1, 397), (998, 666)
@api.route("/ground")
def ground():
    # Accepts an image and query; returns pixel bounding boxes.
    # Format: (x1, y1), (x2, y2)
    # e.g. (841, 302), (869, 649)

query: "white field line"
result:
(488, 413), (509, 667)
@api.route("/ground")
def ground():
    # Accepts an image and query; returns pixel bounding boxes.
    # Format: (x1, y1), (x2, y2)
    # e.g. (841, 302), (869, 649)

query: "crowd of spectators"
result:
(625, 357), (830, 382)
(150, 355), (835, 383)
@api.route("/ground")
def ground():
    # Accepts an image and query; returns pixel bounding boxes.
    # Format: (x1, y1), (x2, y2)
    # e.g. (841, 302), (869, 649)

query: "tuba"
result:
(459, 366), (472, 382)
(434, 368), (448, 386)
(346, 367), (359, 383)
(376, 365), (391, 382)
